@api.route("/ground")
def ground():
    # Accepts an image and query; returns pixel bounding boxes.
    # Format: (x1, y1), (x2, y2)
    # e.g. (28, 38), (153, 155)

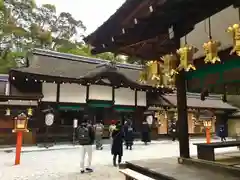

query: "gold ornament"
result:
(139, 70), (148, 84)
(139, 60), (165, 87)
(161, 54), (179, 77)
(146, 61), (161, 81)
(164, 74), (176, 88)
(203, 40), (221, 64)
(27, 107), (33, 116)
(227, 24), (240, 56)
(153, 63), (165, 88)
(177, 45), (198, 71)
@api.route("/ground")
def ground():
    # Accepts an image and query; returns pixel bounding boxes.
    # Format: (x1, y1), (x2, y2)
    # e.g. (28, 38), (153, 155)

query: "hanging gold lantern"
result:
(162, 54), (179, 77)
(203, 40), (221, 64)
(139, 60), (165, 87)
(139, 68), (148, 84)
(164, 74), (176, 88)
(177, 45), (198, 71)
(155, 63), (165, 87)
(27, 107), (33, 116)
(146, 60), (161, 81)
(227, 24), (240, 56)
(5, 108), (10, 116)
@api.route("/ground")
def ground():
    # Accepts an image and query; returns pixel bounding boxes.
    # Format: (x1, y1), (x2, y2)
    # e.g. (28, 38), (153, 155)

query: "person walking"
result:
(170, 121), (177, 141)
(76, 117), (95, 173)
(109, 120), (116, 141)
(111, 121), (124, 167)
(123, 120), (134, 150)
(94, 121), (104, 150)
(141, 120), (151, 145)
(219, 125), (226, 142)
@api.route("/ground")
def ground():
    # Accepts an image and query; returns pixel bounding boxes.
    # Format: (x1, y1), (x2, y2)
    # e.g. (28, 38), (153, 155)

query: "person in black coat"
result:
(141, 120), (151, 145)
(123, 120), (134, 150)
(219, 125), (226, 142)
(111, 121), (124, 167)
(170, 121), (177, 141)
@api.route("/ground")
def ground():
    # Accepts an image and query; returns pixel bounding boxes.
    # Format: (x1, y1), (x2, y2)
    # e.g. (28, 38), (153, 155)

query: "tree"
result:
(0, 1), (141, 74)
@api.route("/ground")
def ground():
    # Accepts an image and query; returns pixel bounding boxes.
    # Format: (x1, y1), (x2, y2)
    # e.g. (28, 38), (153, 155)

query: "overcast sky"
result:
(36, 0), (125, 35)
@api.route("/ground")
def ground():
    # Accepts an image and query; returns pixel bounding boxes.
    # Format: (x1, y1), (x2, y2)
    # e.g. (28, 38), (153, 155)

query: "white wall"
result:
(5, 82), (10, 95)
(89, 85), (112, 101)
(42, 83), (57, 102)
(137, 91), (146, 106)
(59, 83), (86, 103)
(0, 100), (38, 106)
(115, 88), (135, 106)
(228, 118), (240, 137)
(180, 5), (239, 59)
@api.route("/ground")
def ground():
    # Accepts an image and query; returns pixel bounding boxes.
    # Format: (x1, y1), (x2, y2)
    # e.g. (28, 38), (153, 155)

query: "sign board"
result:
(73, 119), (78, 128)
(45, 113), (54, 126)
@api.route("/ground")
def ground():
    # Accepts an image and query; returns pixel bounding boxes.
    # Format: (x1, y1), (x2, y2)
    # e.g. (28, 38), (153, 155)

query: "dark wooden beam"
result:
(174, 24), (190, 158)
(177, 70), (190, 158)
(121, 0), (153, 26)
(91, 0), (233, 56)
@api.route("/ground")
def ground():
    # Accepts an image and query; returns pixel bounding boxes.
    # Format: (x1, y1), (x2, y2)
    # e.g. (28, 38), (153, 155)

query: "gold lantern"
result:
(162, 54), (178, 88)
(5, 108), (10, 116)
(164, 74), (176, 88)
(139, 60), (165, 87)
(203, 40), (221, 64)
(27, 107), (33, 116)
(177, 44), (198, 71)
(227, 24), (240, 56)
(146, 60), (161, 81)
(162, 54), (179, 77)
(139, 69), (148, 84)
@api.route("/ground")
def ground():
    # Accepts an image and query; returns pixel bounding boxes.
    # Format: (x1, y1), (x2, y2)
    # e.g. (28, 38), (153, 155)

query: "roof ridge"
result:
(165, 92), (223, 100)
(32, 48), (143, 70)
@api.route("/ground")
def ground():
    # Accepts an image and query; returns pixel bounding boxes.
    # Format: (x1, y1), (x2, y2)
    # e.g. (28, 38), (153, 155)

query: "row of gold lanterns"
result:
(5, 107), (33, 116)
(139, 23), (240, 87)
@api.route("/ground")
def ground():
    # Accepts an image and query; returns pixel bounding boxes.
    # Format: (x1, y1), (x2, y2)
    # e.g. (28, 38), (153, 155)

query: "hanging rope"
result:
(208, 17), (212, 40)
(184, 35), (187, 45)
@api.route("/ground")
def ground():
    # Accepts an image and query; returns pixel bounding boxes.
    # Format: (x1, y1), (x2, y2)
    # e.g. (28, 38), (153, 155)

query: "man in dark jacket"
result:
(219, 125), (226, 142)
(111, 121), (124, 167)
(141, 120), (151, 145)
(170, 121), (177, 141)
(77, 117), (95, 173)
(124, 120), (134, 150)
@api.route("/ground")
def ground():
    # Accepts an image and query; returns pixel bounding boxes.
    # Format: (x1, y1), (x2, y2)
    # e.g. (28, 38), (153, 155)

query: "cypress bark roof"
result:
(10, 49), (142, 83)
(149, 92), (237, 110)
(9, 49), (172, 92)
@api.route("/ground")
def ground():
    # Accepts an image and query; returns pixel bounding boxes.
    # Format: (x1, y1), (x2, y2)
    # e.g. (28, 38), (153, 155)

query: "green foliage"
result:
(0, 0), (141, 74)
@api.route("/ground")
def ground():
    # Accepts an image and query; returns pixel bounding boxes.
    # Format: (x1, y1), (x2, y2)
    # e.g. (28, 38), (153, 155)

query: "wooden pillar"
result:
(176, 70), (190, 158)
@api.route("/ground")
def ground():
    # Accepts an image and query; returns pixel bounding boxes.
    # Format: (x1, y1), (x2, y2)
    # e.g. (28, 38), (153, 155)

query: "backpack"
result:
(77, 126), (91, 145)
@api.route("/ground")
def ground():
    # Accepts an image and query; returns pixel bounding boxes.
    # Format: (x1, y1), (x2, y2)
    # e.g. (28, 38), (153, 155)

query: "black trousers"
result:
(221, 137), (226, 142)
(126, 142), (132, 150)
(113, 154), (122, 165)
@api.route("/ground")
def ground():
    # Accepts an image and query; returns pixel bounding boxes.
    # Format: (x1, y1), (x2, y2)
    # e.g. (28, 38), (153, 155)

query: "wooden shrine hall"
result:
(85, 0), (240, 179)
(1, 48), (175, 145)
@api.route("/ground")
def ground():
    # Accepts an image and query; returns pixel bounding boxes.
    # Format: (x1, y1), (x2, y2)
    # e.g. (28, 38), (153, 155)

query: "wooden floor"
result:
(126, 158), (240, 180)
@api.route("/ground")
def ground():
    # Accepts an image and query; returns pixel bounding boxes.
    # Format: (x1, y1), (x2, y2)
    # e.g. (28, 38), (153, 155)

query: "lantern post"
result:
(12, 113), (29, 165)
(203, 120), (212, 144)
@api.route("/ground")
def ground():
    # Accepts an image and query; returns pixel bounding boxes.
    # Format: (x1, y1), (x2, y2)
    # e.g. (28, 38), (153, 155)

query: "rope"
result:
(208, 17), (212, 40)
